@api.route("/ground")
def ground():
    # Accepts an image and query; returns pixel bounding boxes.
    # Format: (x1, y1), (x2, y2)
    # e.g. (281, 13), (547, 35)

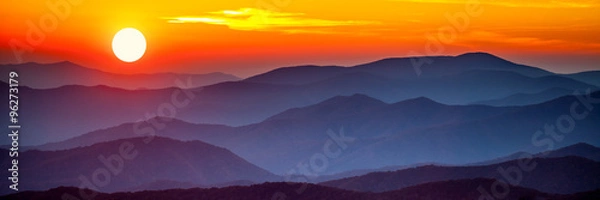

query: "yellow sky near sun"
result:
(1, 0), (599, 75)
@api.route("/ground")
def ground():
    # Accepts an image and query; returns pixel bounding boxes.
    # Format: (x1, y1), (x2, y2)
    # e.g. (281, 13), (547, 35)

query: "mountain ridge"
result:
(0, 61), (241, 90)
(20, 91), (600, 174)
(4, 179), (600, 200)
(320, 156), (600, 194)
(0, 137), (278, 194)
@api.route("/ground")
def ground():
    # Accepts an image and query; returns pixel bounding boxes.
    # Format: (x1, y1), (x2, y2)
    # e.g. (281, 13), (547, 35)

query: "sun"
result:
(112, 28), (146, 62)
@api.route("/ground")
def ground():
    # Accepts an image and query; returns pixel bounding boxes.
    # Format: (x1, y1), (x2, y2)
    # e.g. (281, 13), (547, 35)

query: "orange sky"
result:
(1, 0), (599, 77)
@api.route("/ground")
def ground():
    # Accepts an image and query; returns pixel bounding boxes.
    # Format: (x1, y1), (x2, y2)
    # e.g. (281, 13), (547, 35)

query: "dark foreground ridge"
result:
(3, 179), (600, 200)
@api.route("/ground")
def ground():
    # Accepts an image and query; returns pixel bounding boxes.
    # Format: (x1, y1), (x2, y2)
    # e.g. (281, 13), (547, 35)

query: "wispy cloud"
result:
(460, 30), (600, 51)
(389, 0), (600, 8)
(164, 8), (380, 34)
(465, 31), (563, 45)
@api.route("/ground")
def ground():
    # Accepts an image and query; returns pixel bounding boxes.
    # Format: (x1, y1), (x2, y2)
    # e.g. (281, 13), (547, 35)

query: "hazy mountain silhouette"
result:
(123, 180), (204, 192)
(379, 178), (555, 200)
(248, 65), (594, 105)
(91, 178), (254, 193)
(248, 57), (593, 104)
(24, 91), (600, 175)
(563, 71), (600, 87)
(353, 52), (553, 79)
(244, 65), (347, 85)
(268, 94), (511, 124)
(0, 61), (240, 89)
(24, 94), (518, 174)
(264, 94), (388, 121)
(0, 84), (183, 145)
(309, 162), (439, 183)
(22, 91), (600, 175)
(21, 94), (512, 150)
(317, 143), (599, 182)
(321, 156), (600, 194)
(472, 87), (574, 106)
(200, 52), (596, 125)
(404, 69), (595, 104)
(472, 142), (600, 166)
(2, 52), (600, 199)
(2, 53), (598, 147)
(245, 53), (553, 85)
(262, 91), (600, 172)
(542, 142), (600, 161)
(26, 117), (234, 151)
(0, 137), (277, 194)
(336, 90), (600, 169)
(4, 179), (599, 200)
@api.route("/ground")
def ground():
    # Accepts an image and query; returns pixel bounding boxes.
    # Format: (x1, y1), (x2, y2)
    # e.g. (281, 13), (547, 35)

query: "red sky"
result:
(1, 0), (599, 77)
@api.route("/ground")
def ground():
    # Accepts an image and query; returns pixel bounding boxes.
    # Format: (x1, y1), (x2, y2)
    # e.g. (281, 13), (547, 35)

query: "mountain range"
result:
(470, 142), (600, 166)
(315, 142), (600, 183)
(4, 179), (600, 200)
(472, 87), (575, 106)
(0, 61), (241, 89)
(320, 156), (600, 194)
(2, 53), (599, 147)
(0, 137), (277, 194)
(2, 53), (598, 146)
(21, 90), (600, 174)
(3, 139), (599, 196)
(2, 52), (600, 199)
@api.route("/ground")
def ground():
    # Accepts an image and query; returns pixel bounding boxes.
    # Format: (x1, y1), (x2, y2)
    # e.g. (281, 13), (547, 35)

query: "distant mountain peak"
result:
(54, 60), (80, 65)
(545, 142), (600, 157)
(406, 96), (437, 102)
(455, 52), (510, 63)
(0, 61), (241, 90)
(317, 94), (388, 107)
(458, 52), (497, 57)
(243, 65), (346, 85)
(322, 156), (600, 194)
(265, 94), (387, 121)
(13, 136), (278, 193)
(277, 65), (343, 70)
(391, 96), (441, 107)
(571, 142), (598, 148)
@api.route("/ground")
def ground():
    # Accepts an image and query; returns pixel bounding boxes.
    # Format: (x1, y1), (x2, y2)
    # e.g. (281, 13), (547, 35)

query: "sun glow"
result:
(112, 28), (147, 63)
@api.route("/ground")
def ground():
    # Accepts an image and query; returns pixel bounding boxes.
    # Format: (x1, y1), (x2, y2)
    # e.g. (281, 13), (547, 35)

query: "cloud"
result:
(164, 8), (380, 33)
(389, 0), (600, 8)
(459, 30), (600, 51)
(466, 31), (563, 45)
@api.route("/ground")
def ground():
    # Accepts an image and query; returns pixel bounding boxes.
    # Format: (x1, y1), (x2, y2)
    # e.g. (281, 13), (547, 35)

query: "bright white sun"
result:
(112, 28), (146, 62)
